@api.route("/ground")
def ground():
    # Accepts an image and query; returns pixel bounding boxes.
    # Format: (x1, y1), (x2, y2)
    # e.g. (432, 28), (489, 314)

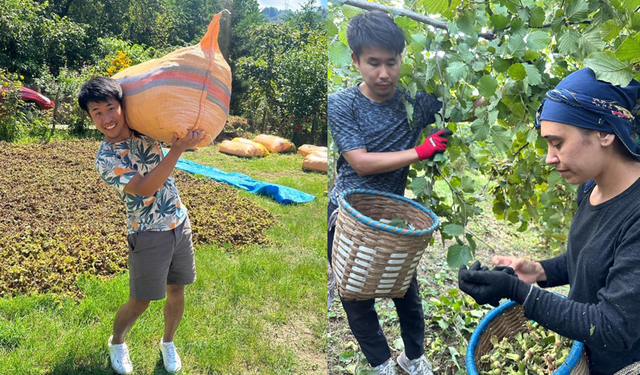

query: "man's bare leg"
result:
(112, 298), (151, 344)
(163, 284), (185, 343)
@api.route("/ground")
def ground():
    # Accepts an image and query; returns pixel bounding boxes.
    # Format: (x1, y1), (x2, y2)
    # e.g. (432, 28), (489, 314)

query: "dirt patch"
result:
(270, 316), (327, 374)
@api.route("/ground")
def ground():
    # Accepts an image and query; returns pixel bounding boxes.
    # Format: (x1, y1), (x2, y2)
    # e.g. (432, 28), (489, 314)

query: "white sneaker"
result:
(372, 358), (397, 375)
(108, 336), (133, 374)
(159, 338), (182, 373)
(397, 351), (433, 375)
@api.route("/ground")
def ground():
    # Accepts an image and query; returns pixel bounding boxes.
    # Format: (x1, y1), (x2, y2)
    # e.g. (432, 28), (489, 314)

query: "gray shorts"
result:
(126, 217), (196, 301)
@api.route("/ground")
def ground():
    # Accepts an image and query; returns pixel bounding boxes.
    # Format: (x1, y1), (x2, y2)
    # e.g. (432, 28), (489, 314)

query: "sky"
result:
(258, 0), (327, 11)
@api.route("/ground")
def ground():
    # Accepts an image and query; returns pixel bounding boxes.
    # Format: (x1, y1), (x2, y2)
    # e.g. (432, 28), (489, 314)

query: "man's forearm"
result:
(344, 148), (419, 176)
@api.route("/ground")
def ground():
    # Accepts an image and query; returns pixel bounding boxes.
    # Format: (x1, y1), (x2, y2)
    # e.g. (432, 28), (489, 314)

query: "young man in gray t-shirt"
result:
(328, 10), (452, 375)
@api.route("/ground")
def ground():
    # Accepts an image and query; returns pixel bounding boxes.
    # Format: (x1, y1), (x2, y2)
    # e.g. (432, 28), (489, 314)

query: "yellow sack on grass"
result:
(253, 134), (294, 153)
(231, 137), (269, 157)
(302, 153), (328, 173)
(113, 12), (231, 148)
(219, 140), (266, 158)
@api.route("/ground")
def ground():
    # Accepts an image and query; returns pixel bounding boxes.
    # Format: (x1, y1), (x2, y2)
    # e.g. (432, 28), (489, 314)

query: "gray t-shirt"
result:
(328, 84), (442, 205)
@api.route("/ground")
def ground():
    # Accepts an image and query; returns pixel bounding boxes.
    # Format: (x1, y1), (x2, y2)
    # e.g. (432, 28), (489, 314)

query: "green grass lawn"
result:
(0, 143), (327, 374)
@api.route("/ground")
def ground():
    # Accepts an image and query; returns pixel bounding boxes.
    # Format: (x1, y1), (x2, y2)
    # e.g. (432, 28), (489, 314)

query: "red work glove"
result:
(414, 129), (453, 161)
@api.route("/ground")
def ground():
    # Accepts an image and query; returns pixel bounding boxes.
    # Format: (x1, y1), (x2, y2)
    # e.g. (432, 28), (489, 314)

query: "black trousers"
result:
(328, 202), (425, 367)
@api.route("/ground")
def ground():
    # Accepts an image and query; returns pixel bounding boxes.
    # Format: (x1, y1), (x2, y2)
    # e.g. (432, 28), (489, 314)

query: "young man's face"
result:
(88, 97), (130, 143)
(353, 46), (400, 102)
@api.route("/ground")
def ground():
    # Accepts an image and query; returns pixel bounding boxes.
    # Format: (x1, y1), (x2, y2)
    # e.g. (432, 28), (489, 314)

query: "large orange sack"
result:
(302, 153), (328, 173)
(298, 144), (327, 157)
(253, 134), (294, 153)
(113, 13), (231, 148)
(231, 137), (269, 157)
(219, 140), (266, 158)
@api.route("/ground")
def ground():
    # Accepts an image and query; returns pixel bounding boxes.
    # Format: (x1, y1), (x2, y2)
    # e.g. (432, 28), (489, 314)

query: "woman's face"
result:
(540, 120), (610, 185)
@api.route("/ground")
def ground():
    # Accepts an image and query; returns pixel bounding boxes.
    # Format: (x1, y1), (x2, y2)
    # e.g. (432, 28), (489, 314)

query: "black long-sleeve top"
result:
(521, 179), (640, 374)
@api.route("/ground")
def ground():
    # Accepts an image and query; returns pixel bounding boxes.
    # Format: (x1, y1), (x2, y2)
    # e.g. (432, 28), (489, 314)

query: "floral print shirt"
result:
(95, 131), (187, 234)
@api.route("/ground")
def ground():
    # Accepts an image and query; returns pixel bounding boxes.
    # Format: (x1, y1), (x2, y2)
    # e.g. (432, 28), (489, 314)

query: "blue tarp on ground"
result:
(173, 157), (316, 204)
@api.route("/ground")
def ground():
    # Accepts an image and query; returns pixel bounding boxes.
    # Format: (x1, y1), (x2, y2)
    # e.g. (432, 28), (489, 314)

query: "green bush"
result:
(0, 0), (91, 81)
(33, 66), (94, 135)
(92, 37), (170, 76)
(0, 70), (26, 142)
(234, 10), (327, 143)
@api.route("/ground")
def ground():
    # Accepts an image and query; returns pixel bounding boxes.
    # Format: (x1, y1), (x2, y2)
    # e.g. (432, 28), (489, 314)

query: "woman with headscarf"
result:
(458, 68), (640, 375)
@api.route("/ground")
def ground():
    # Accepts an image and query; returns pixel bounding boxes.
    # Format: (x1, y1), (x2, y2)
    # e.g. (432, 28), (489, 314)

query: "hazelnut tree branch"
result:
(342, 0), (496, 40)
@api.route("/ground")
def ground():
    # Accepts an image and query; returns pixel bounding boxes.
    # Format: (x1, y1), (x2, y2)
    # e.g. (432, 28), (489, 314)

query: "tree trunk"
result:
(60, 0), (75, 17)
(218, 4), (232, 61)
(320, 115), (328, 146)
(310, 114), (318, 145)
(261, 107), (268, 134)
(49, 89), (61, 141)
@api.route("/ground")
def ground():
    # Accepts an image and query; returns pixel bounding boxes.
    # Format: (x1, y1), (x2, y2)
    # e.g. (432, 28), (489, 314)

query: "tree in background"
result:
(261, 7), (290, 22)
(6, 0), (266, 82)
(279, 27), (327, 146)
(283, 0), (326, 31)
(1, 0), (327, 144)
(235, 1), (327, 145)
(167, 0), (221, 46)
(0, 0), (91, 80)
(224, 0), (264, 111)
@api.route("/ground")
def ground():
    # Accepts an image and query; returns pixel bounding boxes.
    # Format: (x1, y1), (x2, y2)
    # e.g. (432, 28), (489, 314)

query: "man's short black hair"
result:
(77, 76), (123, 113)
(346, 10), (405, 60)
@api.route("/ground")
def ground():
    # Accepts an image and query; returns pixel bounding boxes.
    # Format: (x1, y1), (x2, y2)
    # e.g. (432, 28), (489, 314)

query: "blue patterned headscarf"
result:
(535, 68), (640, 156)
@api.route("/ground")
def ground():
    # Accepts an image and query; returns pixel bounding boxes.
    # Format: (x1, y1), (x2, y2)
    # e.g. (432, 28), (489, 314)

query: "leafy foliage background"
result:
(329, 0), (640, 266)
(0, 0), (328, 144)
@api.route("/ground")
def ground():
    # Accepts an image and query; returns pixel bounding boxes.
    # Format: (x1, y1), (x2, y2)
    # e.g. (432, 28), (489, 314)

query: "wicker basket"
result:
(332, 189), (440, 301)
(466, 301), (590, 375)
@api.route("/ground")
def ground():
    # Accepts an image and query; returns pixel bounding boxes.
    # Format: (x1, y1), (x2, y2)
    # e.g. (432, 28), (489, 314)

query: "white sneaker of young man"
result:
(159, 338), (182, 373)
(397, 351), (434, 375)
(108, 336), (134, 374)
(372, 358), (397, 375)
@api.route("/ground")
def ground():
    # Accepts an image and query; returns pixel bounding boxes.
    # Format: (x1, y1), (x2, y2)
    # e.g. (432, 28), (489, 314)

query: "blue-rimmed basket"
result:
(467, 301), (590, 375)
(332, 189), (440, 300)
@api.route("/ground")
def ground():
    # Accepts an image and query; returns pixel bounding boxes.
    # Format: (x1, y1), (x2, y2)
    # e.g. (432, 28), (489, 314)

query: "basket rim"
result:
(465, 299), (585, 375)
(337, 188), (440, 237)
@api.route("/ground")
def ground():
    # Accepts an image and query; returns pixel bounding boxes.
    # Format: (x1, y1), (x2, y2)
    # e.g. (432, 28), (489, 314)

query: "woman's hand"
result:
(492, 256), (547, 284)
(458, 261), (531, 307)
